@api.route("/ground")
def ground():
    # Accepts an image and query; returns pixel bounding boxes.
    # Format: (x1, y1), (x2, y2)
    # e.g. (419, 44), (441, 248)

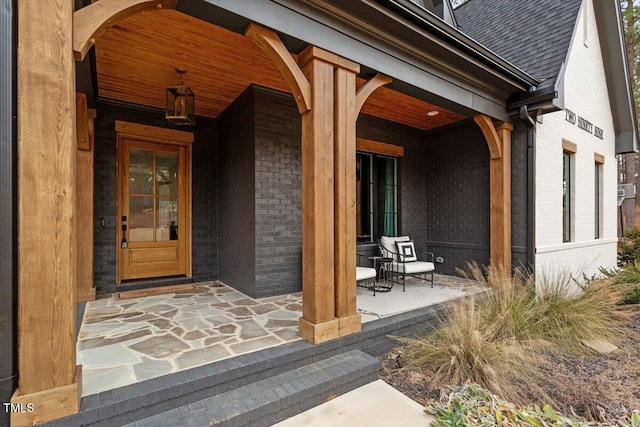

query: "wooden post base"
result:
(11, 365), (82, 426)
(338, 314), (362, 337)
(77, 287), (96, 302)
(299, 317), (341, 344)
(298, 314), (362, 344)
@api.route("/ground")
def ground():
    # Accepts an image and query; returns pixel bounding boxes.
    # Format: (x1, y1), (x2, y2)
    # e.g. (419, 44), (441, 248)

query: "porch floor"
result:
(77, 274), (485, 396)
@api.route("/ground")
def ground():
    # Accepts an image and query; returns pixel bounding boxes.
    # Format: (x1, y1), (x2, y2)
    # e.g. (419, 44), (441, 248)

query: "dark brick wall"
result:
(93, 94), (529, 295)
(425, 119), (490, 275)
(93, 100), (218, 295)
(511, 121), (529, 269)
(218, 89), (256, 296)
(92, 92), (530, 296)
(218, 86), (428, 296)
(356, 115), (428, 254)
(253, 87), (302, 297)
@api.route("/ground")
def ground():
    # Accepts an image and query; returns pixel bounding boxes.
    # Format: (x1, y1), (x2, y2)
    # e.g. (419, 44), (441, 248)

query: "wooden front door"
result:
(117, 137), (190, 282)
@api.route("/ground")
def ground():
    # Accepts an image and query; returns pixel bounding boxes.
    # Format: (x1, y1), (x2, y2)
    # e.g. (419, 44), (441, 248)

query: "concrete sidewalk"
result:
(273, 380), (434, 427)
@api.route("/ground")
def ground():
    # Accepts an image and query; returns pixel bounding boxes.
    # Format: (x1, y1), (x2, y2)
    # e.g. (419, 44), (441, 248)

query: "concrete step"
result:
(125, 350), (379, 427)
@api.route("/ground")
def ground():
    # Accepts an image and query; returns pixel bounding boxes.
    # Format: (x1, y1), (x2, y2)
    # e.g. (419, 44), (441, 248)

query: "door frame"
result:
(115, 120), (193, 284)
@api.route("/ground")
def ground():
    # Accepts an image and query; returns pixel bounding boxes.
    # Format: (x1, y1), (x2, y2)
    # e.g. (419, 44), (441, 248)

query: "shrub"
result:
(610, 261), (640, 305)
(619, 226), (640, 265)
(615, 260), (640, 284)
(623, 287), (640, 305)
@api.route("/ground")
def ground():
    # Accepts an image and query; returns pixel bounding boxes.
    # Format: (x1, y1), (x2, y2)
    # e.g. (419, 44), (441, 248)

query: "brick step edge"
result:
(125, 349), (380, 427)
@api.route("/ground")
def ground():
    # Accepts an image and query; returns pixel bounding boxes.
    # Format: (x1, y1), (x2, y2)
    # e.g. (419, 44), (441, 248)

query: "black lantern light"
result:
(166, 68), (195, 125)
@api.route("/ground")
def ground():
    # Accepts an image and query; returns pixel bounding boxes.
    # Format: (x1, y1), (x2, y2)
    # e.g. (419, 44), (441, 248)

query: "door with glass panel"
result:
(118, 139), (189, 281)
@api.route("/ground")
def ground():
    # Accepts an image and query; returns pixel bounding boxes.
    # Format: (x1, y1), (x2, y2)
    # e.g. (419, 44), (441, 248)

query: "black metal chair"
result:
(378, 236), (435, 291)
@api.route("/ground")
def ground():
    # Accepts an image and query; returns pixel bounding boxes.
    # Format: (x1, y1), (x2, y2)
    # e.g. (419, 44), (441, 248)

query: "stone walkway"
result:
(78, 282), (302, 396)
(77, 274), (485, 396)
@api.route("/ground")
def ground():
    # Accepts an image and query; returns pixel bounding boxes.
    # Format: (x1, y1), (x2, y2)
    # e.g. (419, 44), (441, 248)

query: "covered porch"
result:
(14, 0), (534, 423)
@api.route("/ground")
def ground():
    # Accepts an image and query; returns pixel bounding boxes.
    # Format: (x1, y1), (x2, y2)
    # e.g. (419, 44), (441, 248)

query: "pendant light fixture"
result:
(165, 68), (195, 125)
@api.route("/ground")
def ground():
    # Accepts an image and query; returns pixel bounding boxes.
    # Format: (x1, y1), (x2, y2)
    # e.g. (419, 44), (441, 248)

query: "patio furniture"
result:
(367, 256), (394, 295)
(356, 253), (376, 287)
(356, 254), (390, 296)
(378, 236), (435, 291)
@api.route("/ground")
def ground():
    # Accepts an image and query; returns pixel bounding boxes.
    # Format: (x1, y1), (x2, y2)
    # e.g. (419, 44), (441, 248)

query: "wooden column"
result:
(474, 115), (513, 272)
(296, 46), (341, 343)
(333, 60), (361, 336)
(13, 0), (82, 425)
(492, 122), (513, 272)
(247, 25), (389, 343)
(77, 94), (97, 302)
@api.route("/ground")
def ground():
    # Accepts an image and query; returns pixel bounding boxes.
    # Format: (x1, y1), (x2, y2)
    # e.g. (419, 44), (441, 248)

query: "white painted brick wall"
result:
(535, 0), (618, 281)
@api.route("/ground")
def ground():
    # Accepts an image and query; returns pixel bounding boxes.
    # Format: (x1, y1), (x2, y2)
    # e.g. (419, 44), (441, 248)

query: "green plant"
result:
(623, 286), (640, 305)
(618, 226), (640, 265)
(610, 261), (640, 305)
(426, 383), (591, 427)
(615, 261), (640, 284)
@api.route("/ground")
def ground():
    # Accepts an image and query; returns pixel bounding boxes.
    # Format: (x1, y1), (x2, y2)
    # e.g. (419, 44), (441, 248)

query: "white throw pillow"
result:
(396, 240), (417, 262)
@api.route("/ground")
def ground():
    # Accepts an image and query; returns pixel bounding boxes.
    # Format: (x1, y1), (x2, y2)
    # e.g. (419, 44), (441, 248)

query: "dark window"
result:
(563, 152), (572, 242)
(595, 162), (602, 239)
(356, 152), (398, 243)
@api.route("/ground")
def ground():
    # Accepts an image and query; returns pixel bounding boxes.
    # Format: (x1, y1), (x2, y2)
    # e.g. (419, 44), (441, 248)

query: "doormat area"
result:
(115, 284), (197, 300)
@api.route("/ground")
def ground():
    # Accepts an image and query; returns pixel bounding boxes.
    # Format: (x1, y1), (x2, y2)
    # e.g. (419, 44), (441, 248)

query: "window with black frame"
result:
(563, 152), (572, 242)
(595, 162), (602, 239)
(356, 152), (398, 243)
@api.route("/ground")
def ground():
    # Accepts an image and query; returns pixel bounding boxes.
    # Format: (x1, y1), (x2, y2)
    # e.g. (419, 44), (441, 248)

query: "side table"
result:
(367, 256), (394, 295)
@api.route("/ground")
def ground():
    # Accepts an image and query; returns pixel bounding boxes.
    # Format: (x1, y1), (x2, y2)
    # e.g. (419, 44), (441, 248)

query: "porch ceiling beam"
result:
(73, 0), (178, 61)
(473, 114), (501, 159)
(245, 23), (312, 114)
(355, 73), (392, 116)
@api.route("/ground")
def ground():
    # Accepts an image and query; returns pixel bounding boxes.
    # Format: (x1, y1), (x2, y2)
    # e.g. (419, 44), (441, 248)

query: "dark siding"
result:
(253, 88), (302, 297)
(356, 115), (428, 254)
(218, 89), (256, 296)
(93, 100), (218, 294)
(425, 119), (490, 275)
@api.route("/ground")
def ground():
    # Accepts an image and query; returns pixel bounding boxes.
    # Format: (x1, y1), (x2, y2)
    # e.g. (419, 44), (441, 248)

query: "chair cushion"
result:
(380, 235), (410, 260)
(396, 240), (418, 262)
(356, 266), (377, 282)
(392, 261), (435, 274)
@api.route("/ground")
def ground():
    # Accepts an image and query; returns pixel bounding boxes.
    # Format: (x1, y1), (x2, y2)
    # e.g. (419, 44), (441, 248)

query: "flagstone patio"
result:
(77, 274), (485, 396)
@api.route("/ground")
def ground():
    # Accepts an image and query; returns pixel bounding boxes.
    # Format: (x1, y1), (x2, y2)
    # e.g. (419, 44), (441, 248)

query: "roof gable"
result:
(455, 0), (582, 86)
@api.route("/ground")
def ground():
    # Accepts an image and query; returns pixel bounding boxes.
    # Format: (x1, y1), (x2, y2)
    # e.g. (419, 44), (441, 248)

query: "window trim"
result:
(356, 138), (404, 157)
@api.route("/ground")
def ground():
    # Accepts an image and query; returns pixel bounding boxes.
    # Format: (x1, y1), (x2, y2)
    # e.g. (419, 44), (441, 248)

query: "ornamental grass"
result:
(398, 263), (634, 404)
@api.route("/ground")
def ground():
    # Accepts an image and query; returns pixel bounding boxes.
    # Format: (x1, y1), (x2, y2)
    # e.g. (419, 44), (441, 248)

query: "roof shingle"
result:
(455, 0), (583, 87)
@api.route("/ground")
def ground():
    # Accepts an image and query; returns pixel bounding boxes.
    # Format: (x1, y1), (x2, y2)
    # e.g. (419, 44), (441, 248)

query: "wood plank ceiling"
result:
(95, 9), (465, 130)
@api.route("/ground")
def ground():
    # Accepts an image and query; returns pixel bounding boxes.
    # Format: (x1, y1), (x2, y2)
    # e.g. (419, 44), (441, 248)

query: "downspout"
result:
(510, 86), (557, 271)
(0, 0), (18, 424)
(520, 105), (537, 271)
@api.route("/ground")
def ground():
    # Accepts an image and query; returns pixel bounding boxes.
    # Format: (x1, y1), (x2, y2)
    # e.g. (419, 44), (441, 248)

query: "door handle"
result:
(121, 223), (128, 248)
